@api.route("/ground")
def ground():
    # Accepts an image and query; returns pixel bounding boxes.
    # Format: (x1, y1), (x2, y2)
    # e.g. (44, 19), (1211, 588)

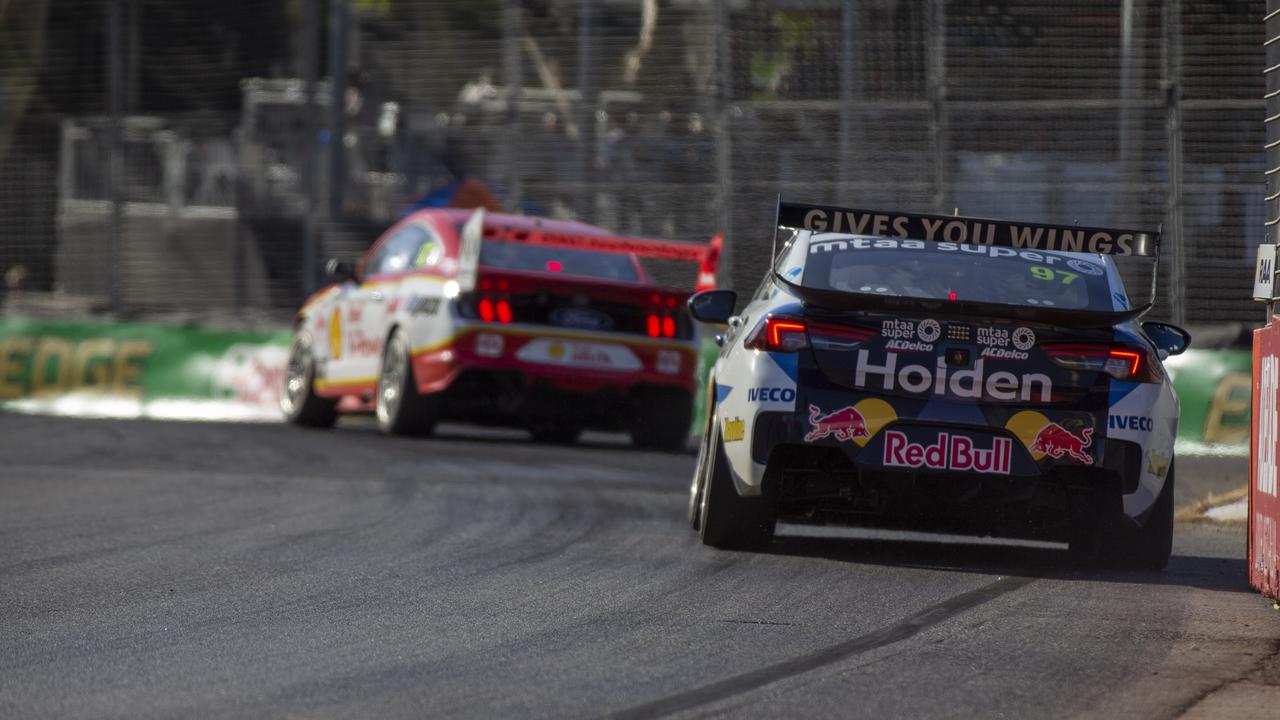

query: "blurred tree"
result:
(0, 0), (52, 168)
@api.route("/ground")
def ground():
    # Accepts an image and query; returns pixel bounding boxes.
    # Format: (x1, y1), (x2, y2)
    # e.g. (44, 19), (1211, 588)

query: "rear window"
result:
(781, 234), (1118, 311)
(479, 240), (640, 283)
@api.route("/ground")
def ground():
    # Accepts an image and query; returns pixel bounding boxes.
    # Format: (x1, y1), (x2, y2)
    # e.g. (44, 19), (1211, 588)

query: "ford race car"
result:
(687, 202), (1189, 569)
(282, 208), (716, 451)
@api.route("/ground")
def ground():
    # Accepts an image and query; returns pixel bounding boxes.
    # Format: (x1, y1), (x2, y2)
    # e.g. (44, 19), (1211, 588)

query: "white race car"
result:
(687, 202), (1188, 569)
(282, 208), (716, 450)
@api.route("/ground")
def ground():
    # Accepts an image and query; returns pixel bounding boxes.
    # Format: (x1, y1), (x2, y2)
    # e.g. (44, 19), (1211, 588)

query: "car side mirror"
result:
(1141, 321), (1191, 357)
(687, 289), (738, 324)
(325, 258), (359, 284)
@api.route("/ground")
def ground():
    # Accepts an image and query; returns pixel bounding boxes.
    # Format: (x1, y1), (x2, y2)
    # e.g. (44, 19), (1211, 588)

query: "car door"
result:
(357, 223), (445, 381)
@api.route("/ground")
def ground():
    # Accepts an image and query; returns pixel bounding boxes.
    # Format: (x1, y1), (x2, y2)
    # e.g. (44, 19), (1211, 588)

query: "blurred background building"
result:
(0, 0), (1264, 323)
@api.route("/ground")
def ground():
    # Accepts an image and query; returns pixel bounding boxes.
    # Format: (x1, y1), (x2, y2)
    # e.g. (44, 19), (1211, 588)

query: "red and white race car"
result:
(282, 208), (718, 450)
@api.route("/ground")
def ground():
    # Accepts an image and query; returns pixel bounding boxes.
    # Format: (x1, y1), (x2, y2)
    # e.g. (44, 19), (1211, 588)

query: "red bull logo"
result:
(1030, 423), (1094, 464)
(805, 404), (870, 443)
(883, 431), (1012, 475)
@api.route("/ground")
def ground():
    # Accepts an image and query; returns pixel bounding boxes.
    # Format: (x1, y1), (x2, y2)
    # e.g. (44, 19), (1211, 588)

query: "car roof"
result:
(422, 208), (617, 237)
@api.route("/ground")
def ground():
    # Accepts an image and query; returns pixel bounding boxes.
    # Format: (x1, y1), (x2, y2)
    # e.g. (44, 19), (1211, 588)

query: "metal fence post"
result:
(302, 0), (320, 296)
(1268, 1), (1280, 251)
(503, 0), (523, 213)
(576, 0), (595, 221)
(1163, 0), (1186, 325)
(713, 0), (733, 288)
(107, 0), (124, 314)
(328, 0), (349, 220)
(927, 0), (948, 212)
(838, 0), (855, 196)
(1119, 0), (1147, 232)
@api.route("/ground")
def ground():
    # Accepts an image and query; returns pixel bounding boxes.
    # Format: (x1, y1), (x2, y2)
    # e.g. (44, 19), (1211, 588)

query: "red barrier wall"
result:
(1251, 325), (1280, 599)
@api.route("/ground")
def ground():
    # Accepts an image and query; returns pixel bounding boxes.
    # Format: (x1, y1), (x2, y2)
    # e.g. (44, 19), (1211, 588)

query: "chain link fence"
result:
(0, 0), (1265, 324)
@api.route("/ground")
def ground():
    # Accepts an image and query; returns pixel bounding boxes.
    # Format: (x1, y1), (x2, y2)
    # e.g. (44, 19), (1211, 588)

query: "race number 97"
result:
(1030, 266), (1079, 285)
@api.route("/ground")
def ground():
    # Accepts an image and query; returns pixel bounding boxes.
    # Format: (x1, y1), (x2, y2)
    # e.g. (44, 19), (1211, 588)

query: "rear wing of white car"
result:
(775, 201), (1160, 257)
(457, 208), (723, 293)
(772, 199), (1163, 323)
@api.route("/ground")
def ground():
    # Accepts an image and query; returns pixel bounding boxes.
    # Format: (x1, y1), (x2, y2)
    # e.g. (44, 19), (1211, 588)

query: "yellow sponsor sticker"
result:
(723, 416), (745, 442)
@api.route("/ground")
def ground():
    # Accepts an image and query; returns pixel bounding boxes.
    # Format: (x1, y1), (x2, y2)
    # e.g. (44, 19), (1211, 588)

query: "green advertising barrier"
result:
(0, 318), (718, 431)
(1164, 348), (1252, 453)
(0, 319), (291, 420)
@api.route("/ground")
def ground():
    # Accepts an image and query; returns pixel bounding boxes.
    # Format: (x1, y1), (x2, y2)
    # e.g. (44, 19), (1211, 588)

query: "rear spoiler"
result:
(776, 201), (1160, 257)
(773, 199), (1162, 316)
(457, 208), (722, 292)
(777, 275), (1146, 329)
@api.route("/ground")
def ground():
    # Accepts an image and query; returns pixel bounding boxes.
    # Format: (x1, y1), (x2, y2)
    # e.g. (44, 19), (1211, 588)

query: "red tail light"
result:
(745, 316), (809, 353)
(1043, 343), (1160, 383)
(475, 297), (512, 324)
(806, 319), (876, 348)
(647, 295), (681, 338)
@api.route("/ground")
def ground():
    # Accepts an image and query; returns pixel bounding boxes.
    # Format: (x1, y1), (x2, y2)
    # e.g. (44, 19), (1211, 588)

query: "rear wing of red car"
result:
(457, 208), (723, 292)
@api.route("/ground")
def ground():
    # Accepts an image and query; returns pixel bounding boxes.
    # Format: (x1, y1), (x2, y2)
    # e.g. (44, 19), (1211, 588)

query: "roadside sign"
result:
(1254, 243), (1276, 301)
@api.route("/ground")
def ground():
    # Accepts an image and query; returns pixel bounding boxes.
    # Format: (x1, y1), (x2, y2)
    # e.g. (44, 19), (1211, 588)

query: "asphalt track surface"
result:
(2, 413), (1277, 719)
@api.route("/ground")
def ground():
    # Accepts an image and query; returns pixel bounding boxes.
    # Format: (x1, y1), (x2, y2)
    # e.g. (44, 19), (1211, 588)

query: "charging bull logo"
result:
(1006, 410), (1095, 465)
(1030, 423), (1094, 464)
(805, 404), (870, 443)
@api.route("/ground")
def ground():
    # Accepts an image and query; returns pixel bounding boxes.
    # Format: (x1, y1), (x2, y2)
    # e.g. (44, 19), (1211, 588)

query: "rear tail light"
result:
(470, 295), (513, 325)
(745, 316), (810, 353)
(1043, 343), (1160, 383)
(647, 293), (681, 338)
(806, 319), (876, 350)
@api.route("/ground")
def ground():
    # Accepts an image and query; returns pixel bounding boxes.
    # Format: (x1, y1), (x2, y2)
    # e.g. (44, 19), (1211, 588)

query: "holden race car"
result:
(687, 201), (1189, 569)
(282, 208), (717, 451)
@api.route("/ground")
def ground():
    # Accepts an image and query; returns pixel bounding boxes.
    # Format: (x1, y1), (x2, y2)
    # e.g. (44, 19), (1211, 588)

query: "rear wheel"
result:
(1068, 463), (1174, 571)
(698, 422), (775, 550)
(281, 332), (337, 428)
(1118, 463), (1174, 570)
(376, 329), (439, 436)
(630, 388), (693, 452)
(688, 411), (714, 530)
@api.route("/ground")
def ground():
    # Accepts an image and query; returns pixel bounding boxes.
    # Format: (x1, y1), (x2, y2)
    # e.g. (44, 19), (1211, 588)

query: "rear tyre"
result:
(1116, 463), (1175, 571)
(1067, 463), (1174, 571)
(688, 411), (714, 531)
(281, 332), (338, 428)
(698, 422), (775, 550)
(530, 424), (581, 445)
(376, 329), (439, 437)
(630, 388), (693, 453)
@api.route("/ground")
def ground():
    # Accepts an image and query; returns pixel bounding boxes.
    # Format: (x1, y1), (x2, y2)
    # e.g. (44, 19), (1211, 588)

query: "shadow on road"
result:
(764, 530), (1251, 594)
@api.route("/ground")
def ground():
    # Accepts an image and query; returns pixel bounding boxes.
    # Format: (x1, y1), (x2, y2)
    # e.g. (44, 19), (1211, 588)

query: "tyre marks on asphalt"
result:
(608, 574), (1036, 720)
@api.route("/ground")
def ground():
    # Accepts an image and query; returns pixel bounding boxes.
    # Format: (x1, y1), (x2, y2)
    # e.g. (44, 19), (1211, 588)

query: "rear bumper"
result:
(753, 411), (1142, 541)
(410, 326), (697, 427)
